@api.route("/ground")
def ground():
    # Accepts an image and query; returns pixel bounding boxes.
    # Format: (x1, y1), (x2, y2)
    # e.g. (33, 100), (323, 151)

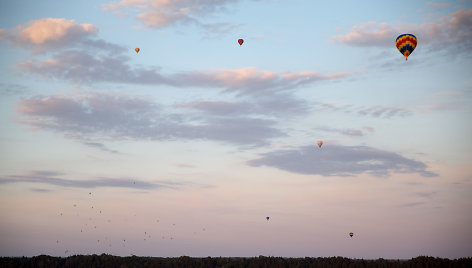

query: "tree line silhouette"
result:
(1, 254), (471, 268)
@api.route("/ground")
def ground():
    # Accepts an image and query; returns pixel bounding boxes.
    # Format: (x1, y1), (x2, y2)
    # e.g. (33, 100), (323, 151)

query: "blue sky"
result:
(0, 0), (471, 258)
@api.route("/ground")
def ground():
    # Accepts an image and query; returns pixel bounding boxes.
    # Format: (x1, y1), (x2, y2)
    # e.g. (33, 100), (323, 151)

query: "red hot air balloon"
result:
(238, 39), (244, 46)
(316, 141), (323, 148)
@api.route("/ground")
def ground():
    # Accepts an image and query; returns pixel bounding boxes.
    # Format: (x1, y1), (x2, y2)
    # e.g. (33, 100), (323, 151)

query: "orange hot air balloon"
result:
(135, 48), (140, 53)
(316, 141), (323, 148)
(238, 39), (244, 46)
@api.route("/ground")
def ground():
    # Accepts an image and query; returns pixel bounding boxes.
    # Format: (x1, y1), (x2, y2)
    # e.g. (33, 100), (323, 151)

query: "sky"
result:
(0, 0), (471, 259)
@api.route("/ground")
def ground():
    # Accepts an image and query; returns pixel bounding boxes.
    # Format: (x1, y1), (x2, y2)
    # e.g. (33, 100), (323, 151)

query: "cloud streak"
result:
(103, 0), (245, 33)
(16, 91), (284, 146)
(247, 145), (437, 177)
(315, 102), (412, 118)
(178, 93), (310, 117)
(0, 171), (193, 190)
(16, 51), (349, 94)
(314, 126), (375, 137)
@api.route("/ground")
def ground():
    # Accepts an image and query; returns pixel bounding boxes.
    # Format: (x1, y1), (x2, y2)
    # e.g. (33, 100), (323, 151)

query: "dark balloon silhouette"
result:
(238, 39), (244, 46)
(349, 232), (354, 237)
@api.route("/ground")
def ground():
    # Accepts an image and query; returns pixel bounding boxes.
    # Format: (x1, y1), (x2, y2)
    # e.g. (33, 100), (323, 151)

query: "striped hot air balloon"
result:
(396, 34), (417, 61)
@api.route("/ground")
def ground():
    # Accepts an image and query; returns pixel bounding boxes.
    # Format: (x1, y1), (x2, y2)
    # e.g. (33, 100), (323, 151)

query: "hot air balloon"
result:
(395, 34), (417, 61)
(135, 48), (140, 53)
(349, 232), (354, 237)
(266, 216), (270, 221)
(316, 141), (323, 148)
(238, 39), (244, 46)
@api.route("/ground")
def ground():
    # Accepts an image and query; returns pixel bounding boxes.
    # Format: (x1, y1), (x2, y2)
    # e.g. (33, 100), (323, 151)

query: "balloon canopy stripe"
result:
(396, 37), (417, 49)
(398, 42), (416, 51)
(395, 34), (417, 42)
(399, 44), (415, 55)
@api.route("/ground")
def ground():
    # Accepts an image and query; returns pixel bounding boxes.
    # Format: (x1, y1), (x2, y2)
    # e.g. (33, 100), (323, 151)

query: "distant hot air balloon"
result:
(349, 232), (354, 237)
(266, 216), (270, 221)
(135, 48), (140, 53)
(316, 140), (323, 148)
(238, 39), (244, 46)
(395, 34), (417, 61)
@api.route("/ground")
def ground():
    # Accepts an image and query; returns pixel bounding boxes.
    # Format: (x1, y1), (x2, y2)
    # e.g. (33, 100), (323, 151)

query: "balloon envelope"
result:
(135, 48), (140, 53)
(266, 216), (270, 221)
(238, 39), (244, 46)
(349, 232), (354, 237)
(395, 34), (417, 60)
(316, 141), (323, 148)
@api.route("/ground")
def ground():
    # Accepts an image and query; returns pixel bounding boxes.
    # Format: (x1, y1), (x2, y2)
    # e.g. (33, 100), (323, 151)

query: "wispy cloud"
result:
(103, 0), (246, 35)
(16, 51), (349, 94)
(356, 105), (412, 118)
(178, 94), (310, 117)
(30, 188), (52, 193)
(0, 171), (192, 190)
(332, 8), (472, 54)
(417, 89), (472, 112)
(399, 202), (425, 207)
(81, 141), (119, 154)
(247, 145), (437, 177)
(314, 126), (375, 137)
(315, 102), (412, 118)
(0, 83), (29, 96)
(16, 91), (284, 146)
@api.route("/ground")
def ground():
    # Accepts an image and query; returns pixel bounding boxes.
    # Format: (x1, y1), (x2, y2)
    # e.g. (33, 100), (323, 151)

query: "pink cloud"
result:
(103, 0), (242, 31)
(0, 28), (6, 42)
(0, 18), (126, 55)
(332, 8), (472, 52)
(16, 18), (97, 45)
(176, 68), (350, 95)
(16, 51), (350, 94)
(333, 21), (395, 47)
(1, 18), (98, 53)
